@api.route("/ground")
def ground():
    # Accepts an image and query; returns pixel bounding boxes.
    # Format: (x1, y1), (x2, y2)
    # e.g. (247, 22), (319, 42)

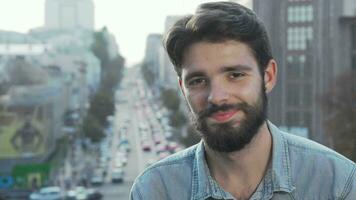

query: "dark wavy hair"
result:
(164, 1), (273, 78)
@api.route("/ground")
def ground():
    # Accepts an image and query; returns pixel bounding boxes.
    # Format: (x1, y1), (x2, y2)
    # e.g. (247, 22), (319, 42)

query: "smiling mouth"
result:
(209, 110), (238, 123)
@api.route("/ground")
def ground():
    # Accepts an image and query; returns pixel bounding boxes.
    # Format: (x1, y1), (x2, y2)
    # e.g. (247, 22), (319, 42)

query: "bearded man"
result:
(130, 2), (356, 200)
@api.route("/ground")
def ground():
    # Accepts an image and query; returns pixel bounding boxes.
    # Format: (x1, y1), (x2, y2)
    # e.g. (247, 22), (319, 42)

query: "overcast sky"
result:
(0, 0), (252, 66)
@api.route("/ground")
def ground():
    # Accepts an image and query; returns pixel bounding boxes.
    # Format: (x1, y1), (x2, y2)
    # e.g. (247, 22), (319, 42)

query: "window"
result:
(287, 56), (300, 79)
(352, 25), (356, 49)
(304, 56), (313, 78)
(287, 55), (307, 79)
(287, 26), (313, 50)
(299, 55), (306, 63)
(307, 27), (313, 40)
(352, 25), (356, 70)
(302, 84), (313, 106)
(287, 28), (293, 50)
(288, 7), (294, 22)
(300, 6), (306, 22)
(288, 5), (313, 23)
(287, 83), (301, 106)
(307, 5), (313, 21)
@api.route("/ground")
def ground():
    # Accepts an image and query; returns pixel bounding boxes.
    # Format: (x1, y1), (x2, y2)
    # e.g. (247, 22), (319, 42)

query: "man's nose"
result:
(207, 81), (229, 105)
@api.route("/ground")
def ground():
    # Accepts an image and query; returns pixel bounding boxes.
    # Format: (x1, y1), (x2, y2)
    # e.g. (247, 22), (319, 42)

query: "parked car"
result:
(90, 170), (104, 186)
(30, 186), (62, 200)
(87, 189), (103, 200)
(111, 168), (124, 183)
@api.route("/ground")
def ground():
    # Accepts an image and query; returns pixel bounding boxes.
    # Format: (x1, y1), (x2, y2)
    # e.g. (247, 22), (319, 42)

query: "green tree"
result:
(169, 110), (187, 128)
(88, 90), (114, 127)
(103, 55), (125, 89)
(161, 88), (180, 111)
(86, 26), (125, 143)
(141, 62), (155, 86)
(81, 114), (105, 143)
(320, 70), (356, 162)
(91, 28), (109, 71)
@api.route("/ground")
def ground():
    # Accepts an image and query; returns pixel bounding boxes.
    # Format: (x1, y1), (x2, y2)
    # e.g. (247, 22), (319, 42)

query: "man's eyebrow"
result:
(219, 65), (253, 73)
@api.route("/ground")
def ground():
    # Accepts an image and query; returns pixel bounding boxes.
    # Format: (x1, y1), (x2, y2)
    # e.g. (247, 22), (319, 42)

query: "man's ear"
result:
(264, 59), (278, 93)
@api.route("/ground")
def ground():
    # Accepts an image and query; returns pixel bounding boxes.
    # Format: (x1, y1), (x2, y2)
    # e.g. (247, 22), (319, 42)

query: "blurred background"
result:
(0, 0), (354, 199)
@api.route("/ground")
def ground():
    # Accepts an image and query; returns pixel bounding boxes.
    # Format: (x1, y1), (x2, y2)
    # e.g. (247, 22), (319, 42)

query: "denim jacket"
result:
(130, 122), (356, 200)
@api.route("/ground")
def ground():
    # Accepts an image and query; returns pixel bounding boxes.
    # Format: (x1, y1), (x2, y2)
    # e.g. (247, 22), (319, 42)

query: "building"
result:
(161, 16), (184, 89)
(143, 34), (164, 88)
(0, 29), (101, 189)
(229, 0), (252, 8)
(45, 0), (94, 30)
(253, 0), (356, 143)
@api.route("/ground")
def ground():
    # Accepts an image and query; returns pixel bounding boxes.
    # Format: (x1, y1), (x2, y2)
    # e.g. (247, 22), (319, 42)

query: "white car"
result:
(66, 186), (88, 200)
(111, 168), (125, 183)
(30, 186), (62, 200)
(90, 170), (104, 186)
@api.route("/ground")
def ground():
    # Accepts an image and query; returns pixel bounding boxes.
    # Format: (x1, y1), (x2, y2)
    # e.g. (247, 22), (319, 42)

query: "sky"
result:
(0, 0), (251, 66)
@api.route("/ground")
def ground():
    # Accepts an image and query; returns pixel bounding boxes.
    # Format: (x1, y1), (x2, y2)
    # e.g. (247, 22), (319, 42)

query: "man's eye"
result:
(188, 78), (206, 87)
(228, 72), (245, 79)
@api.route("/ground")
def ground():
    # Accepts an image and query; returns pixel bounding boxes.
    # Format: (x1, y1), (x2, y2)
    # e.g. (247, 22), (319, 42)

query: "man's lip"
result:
(209, 110), (238, 123)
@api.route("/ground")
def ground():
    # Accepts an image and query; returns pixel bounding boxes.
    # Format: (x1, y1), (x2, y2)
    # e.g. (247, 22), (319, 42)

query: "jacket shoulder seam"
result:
(340, 165), (356, 199)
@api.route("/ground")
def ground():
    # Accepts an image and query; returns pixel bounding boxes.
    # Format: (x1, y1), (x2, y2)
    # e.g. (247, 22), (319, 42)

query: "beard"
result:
(191, 86), (268, 153)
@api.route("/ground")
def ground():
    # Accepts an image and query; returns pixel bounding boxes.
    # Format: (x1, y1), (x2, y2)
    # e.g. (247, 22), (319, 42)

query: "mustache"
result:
(197, 103), (249, 119)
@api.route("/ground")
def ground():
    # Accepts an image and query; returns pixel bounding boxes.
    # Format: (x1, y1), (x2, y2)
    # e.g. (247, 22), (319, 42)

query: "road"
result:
(96, 66), (161, 199)
(54, 66), (179, 199)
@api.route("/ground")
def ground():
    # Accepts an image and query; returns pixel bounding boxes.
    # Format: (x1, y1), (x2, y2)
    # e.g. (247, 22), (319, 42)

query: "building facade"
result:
(253, 0), (356, 143)
(162, 16), (184, 89)
(45, 0), (94, 30)
(143, 34), (164, 88)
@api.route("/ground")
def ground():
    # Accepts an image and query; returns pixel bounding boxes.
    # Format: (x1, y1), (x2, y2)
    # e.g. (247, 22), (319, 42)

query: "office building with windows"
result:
(253, 0), (356, 143)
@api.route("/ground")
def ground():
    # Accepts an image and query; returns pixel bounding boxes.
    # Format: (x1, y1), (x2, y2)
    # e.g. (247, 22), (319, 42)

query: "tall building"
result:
(45, 0), (94, 30)
(253, 0), (356, 143)
(162, 16), (184, 89)
(143, 34), (164, 87)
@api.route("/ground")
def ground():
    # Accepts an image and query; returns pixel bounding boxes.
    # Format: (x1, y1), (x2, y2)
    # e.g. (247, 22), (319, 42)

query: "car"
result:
(90, 170), (104, 186)
(156, 143), (168, 154)
(66, 186), (88, 200)
(65, 190), (77, 200)
(166, 141), (179, 152)
(30, 186), (62, 200)
(116, 152), (128, 166)
(119, 143), (131, 153)
(90, 175), (104, 186)
(141, 141), (151, 152)
(29, 192), (42, 200)
(74, 187), (88, 200)
(87, 189), (103, 200)
(111, 168), (124, 183)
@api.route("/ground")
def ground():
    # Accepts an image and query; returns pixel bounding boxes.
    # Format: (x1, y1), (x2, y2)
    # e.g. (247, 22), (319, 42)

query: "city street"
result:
(95, 66), (169, 199)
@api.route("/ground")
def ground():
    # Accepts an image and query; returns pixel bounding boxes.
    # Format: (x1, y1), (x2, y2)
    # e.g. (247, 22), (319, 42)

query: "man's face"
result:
(180, 40), (269, 153)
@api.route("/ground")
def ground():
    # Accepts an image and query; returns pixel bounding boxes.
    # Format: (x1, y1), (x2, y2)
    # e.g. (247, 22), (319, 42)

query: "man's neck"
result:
(204, 122), (272, 200)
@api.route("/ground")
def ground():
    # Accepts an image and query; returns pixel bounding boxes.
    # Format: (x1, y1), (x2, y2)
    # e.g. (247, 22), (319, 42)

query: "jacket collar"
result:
(267, 121), (295, 193)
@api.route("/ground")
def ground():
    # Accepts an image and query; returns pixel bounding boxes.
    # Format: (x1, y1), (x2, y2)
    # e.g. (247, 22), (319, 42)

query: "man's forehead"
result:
(182, 40), (258, 67)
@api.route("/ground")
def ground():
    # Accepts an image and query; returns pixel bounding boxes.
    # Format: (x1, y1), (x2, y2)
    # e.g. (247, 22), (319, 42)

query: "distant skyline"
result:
(0, 0), (252, 66)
